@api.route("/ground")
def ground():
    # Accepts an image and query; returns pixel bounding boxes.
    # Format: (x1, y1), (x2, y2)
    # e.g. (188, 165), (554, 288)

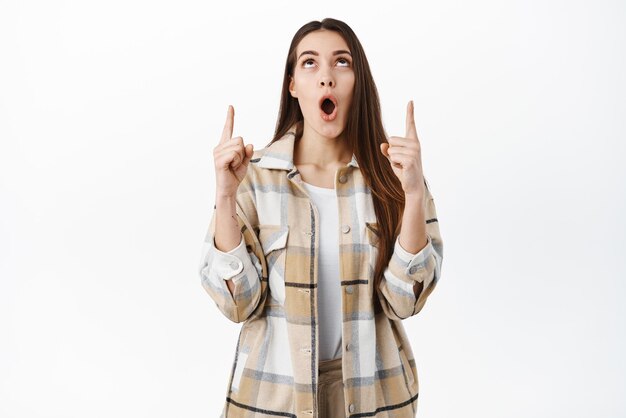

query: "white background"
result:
(1, 1), (625, 417)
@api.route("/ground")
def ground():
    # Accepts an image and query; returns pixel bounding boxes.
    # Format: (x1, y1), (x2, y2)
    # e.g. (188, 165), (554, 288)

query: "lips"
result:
(319, 94), (338, 121)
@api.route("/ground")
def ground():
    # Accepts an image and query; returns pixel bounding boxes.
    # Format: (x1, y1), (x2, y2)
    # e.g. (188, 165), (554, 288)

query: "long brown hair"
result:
(268, 18), (407, 312)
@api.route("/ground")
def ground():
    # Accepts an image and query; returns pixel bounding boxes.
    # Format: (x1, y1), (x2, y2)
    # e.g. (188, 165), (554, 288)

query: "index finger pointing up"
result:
(405, 100), (418, 140)
(220, 105), (234, 144)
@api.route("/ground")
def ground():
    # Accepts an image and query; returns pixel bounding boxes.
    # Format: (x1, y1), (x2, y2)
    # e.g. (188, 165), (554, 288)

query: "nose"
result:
(319, 76), (334, 88)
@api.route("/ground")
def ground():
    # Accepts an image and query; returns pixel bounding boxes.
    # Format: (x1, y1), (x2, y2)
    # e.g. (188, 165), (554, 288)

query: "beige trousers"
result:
(318, 357), (345, 418)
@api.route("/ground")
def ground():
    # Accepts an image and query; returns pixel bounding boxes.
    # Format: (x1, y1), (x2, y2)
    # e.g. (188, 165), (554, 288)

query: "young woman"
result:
(200, 17), (443, 418)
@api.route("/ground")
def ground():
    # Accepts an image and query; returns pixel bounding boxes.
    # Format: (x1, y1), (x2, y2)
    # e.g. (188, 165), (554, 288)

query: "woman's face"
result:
(289, 29), (355, 139)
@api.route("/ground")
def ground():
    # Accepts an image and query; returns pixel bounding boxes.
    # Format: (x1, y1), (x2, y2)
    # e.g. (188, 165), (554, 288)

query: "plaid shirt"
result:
(199, 123), (444, 418)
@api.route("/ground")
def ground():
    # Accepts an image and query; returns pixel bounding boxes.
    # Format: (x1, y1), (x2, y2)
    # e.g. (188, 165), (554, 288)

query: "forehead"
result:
(296, 30), (350, 56)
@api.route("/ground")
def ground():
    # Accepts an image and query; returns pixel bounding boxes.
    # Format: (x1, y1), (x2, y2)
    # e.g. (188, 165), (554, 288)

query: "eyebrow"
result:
(297, 50), (352, 60)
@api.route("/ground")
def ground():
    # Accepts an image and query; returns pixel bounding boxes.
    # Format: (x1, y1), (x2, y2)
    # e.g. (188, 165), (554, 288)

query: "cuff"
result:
(394, 234), (434, 275)
(209, 234), (249, 281)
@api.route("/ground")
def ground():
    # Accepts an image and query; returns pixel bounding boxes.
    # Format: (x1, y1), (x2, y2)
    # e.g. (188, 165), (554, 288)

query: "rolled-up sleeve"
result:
(198, 202), (268, 324)
(207, 233), (250, 281)
(377, 184), (444, 320)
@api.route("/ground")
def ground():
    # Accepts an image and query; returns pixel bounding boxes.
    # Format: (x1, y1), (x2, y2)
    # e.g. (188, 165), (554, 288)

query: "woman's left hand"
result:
(380, 100), (426, 197)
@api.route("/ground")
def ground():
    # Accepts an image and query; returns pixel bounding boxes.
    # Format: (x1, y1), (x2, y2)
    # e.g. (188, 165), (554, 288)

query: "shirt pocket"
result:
(257, 224), (290, 306)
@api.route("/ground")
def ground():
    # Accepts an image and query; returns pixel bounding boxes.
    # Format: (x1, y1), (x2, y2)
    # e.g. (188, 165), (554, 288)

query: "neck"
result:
(294, 121), (352, 169)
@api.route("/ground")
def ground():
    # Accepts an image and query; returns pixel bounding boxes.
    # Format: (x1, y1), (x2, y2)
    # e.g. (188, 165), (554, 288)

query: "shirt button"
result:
(346, 343), (352, 351)
(348, 404), (355, 413)
(339, 174), (348, 183)
(229, 261), (240, 270)
(341, 225), (351, 233)
(345, 285), (353, 294)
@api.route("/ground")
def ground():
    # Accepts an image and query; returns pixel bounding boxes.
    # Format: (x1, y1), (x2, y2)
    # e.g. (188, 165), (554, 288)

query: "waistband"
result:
(318, 356), (342, 373)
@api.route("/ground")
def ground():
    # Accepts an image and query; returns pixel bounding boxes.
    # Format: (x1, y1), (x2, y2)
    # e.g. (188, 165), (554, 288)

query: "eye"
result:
(337, 58), (351, 67)
(301, 57), (352, 68)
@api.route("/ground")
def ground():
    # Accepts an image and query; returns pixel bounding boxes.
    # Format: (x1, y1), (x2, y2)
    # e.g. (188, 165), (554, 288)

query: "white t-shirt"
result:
(301, 180), (343, 361)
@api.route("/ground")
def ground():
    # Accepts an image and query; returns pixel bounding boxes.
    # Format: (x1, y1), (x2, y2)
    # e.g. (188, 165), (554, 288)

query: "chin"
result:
(318, 125), (344, 139)
(312, 117), (344, 136)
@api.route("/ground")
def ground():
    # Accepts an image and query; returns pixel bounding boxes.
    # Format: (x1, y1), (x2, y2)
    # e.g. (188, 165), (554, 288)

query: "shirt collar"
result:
(255, 122), (359, 171)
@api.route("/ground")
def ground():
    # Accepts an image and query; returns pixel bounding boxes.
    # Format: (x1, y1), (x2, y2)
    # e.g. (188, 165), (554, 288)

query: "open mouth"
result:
(319, 95), (338, 121)
(321, 98), (335, 115)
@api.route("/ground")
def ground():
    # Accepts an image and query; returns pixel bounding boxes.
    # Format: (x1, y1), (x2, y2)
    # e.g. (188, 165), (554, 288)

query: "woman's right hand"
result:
(213, 105), (254, 198)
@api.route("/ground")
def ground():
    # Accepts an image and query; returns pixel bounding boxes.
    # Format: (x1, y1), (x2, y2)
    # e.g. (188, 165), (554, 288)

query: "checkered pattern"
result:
(198, 123), (444, 418)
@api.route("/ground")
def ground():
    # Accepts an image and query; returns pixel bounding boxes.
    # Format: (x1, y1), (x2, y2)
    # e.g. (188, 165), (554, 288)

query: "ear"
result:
(289, 76), (297, 98)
